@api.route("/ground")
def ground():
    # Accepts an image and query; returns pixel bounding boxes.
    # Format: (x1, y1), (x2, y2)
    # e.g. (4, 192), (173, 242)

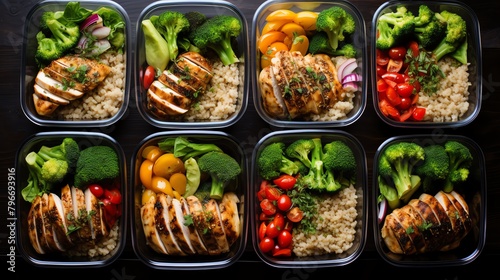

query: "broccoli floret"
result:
(258, 142), (300, 180)
(197, 151), (241, 200)
(40, 158), (69, 183)
(285, 139), (315, 168)
(151, 11), (190, 61)
(322, 140), (357, 192)
(298, 138), (324, 191)
(184, 11), (207, 33)
(378, 141), (424, 203)
(414, 14), (447, 49)
(22, 152), (54, 202)
(315, 6), (356, 51)
(450, 39), (468, 64)
(308, 32), (356, 58)
(35, 32), (63, 63)
(443, 141), (472, 193)
(37, 137), (80, 172)
(158, 137), (223, 162)
(189, 15), (241, 65)
(432, 10), (467, 62)
(42, 13), (80, 51)
(376, 6), (415, 50)
(413, 5), (434, 26)
(74, 145), (120, 188)
(414, 144), (450, 194)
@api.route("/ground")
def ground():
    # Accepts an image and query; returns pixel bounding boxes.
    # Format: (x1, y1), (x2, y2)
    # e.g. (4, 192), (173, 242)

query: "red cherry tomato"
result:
(408, 41), (419, 57)
(266, 220), (280, 238)
(396, 83), (414, 98)
(412, 107), (426, 121)
(273, 213), (285, 231)
(142, 65), (155, 89)
(377, 78), (388, 92)
(376, 49), (389, 66)
(399, 107), (414, 122)
(265, 186), (281, 201)
(272, 248), (292, 257)
(259, 212), (272, 221)
(381, 73), (406, 84)
(259, 237), (275, 253)
(277, 194), (292, 212)
(277, 230), (293, 248)
(398, 97), (412, 111)
(376, 65), (387, 77)
(273, 174), (296, 190)
(388, 46), (407, 60)
(88, 184), (104, 198)
(257, 180), (271, 201)
(385, 86), (401, 106)
(386, 58), (403, 73)
(258, 222), (267, 240)
(104, 189), (122, 205)
(287, 206), (304, 223)
(260, 199), (277, 216)
(283, 220), (294, 232)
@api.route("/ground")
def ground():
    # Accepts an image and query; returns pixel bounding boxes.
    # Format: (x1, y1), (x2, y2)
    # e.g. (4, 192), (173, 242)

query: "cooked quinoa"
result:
(417, 57), (471, 122)
(292, 185), (358, 257)
(63, 222), (120, 259)
(54, 51), (126, 120)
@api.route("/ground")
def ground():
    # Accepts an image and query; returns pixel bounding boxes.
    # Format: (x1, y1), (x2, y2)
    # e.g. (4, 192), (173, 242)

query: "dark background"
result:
(1, 0), (499, 278)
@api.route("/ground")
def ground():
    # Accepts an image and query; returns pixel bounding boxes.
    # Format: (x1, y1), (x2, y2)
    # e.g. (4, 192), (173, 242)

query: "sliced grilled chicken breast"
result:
(290, 51), (325, 113)
(48, 193), (73, 249)
(258, 67), (287, 119)
(186, 195), (221, 255)
(219, 192), (241, 247)
(60, 185), (79, 243)
(418, 193), (455, 246)
(180, 51), (213, 74)
(141, 201), (169, 254)
(32, 93), (59, 116)
(35, 71), (84, 101)
(158, 70), (200, 100)
(33, 84), (70, 105)
(171, 60), (209, 93)
(147, 89), (189, 116)
(166, 195), (195, 255)
(382, 211), (416, 254)
(40, 193), (65, 251)
(155, 194), (186, 255)
(71, 186), (92, 241)
(204, 199), (230, 254)
(85, 188), (108, 240)
(179, 197), (208, 254)
(175, 52), (213, 85)
(149, 80), (192, 110)
(28, 196), (47, 254)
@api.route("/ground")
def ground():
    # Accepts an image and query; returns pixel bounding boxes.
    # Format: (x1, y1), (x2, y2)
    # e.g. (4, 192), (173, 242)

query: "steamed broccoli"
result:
(308, 31), (356, 58)
(432, 10), (467, 62)
(298, 138), (324, 191)
(258, 142), (300, 180)
(158, 137), (223, 161)
(413, 6), (447, 49)
(414, 144), (450, 194)
(184, 11), (207, 33)
(322, 140), (357, 192)
(151, 10), (190, 61)
(315, 6), (356, 51)
(197, 151), (241, 200)
(189, 14), (241, 65)
(74, 145), (120, 188)
(378, 141), (424, 203)
(285, 139), (315, 168)
(443, 141), (472, 193)
(37, 137), (80, 173)
(376, 6), (415, 50)
(35, 31), (63, 63)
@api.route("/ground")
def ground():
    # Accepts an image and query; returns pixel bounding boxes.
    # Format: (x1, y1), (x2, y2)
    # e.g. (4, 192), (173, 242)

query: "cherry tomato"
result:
(260, 199), (277, 216)
(376, 49), (389, 66)
(104, 189), (122, 205)
(272, 248), (292, 257)
(266, 220), (280, 238)
(259, 237), (275, 253)
(376, 65), (387, 77)
(399, 107), (414, 122)
(259, 212), (272, 221)
(396, 83), (414, 98)
(265, 186), (281, 201)
(101, 198), (119, 226)
(381, 72), (406, 84)
(277, 230), (293, 248)
(398, 96), (412, 111)
(273, 174), (296, 190)
(258, 221), (267, 240)
(412, 107), (426, 121)
(386, 58), (403, 73)
(283, 220), (294, 232)
(277, 194), (292, 212)
(88, 184), (104, 198)
(273, 213), (285, 230)
(377, 78), (388, 92)
(385, 86), (401, 106)
(257, 180), (271, 201)
(379, 99), (400, 119)
(388, 46), (407, 60)
(143, 65), (155, 89)
(287, 206), (304, 223)
(407, 41), (419, 57)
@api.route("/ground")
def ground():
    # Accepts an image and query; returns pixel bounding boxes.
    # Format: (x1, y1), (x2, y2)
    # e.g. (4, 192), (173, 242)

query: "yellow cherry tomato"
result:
(266, 9), (297, 22)
(293, 11), (318, 31)
(258, 31), (287, 54)
(267, 41), (289, 56)
(141, 189), (156, 205)
(261, 20), (290, 35)
(169, 172), (187, 195)
(150, 176), (174, 196)
(141, 145), (164, 162)
(280, 22), (306, 40)
(139, 159), (154, 189)
(283, 35), (293, 49)
(290, 34), (310, 56)
(153, 153), (185, 179)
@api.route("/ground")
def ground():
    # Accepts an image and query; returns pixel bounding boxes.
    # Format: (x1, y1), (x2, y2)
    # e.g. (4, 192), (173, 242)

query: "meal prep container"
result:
(371, 1), (482, 128)
(372, 135), (486, 267)
(16, 131), (127, 267)
(250, 129), (368, 268)
(20, 0), (132, 127)
(135, 1), (249, 129)
(130, 131), (248, 270)
(252, 1), (367, 128)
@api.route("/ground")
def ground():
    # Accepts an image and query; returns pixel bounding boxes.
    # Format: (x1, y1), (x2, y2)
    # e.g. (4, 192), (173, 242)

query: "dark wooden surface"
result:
(1, 0), (499, 278)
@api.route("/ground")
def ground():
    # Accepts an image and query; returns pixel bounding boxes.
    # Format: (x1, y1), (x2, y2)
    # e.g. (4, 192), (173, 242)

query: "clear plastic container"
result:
(373, 134), (486, 267)
(130, 131), (248, 270)
(371, 1), (482, 128)
(135, 0), (249, 129)
(20, 0), (132, 127)
(252, 1), (367, 128)
(250, 129), (367, 268)
(16, 131), (127, 267)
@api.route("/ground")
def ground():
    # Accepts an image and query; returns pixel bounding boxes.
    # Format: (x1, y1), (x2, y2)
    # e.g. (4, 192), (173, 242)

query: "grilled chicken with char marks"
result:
(154, 193), (186, 256)
(381, 190), (472, 255)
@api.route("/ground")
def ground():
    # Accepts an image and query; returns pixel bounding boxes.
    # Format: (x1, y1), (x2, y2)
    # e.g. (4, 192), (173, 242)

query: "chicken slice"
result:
(179, 197), (209, 254)
(28, 196), (47, 254)
(167, 196), (195, 254)
(147, 89), (189, 116)
(258, 67), (287, 119)
(32, 93), (59, 116)
(179, 51), (213, 73)
(175, 52), (213, 85)
(155, 194), (186, 255)
(380, 213), (404, 254)
(311, 54), (344, 108)
(71, 186), (92, 241)
(35, 71), (84, 101)
(290, 51), (326, 112)
(60, 185), (79, 243)
(40, 193), (65, 251)
(33, 84), (70, 105)
(204, 199), (230, 254)
(158, 70), (200, 100)
(141, 201), (169, 254)
(48, 193), (74, 249)
(434, 191), (466, 250)
(418, 193), (455, 248)
(445, 191), (472, 233)
(383, 211), (416, 254)
(85, 188), (109, 240)
(185, 195), (221, 255)
(407, 198), (444, 252)
(219, 192), (241, 247)
(170, 60), (209, 92)
(148, 80), (192, 110)
(271, 53), (302, 119)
